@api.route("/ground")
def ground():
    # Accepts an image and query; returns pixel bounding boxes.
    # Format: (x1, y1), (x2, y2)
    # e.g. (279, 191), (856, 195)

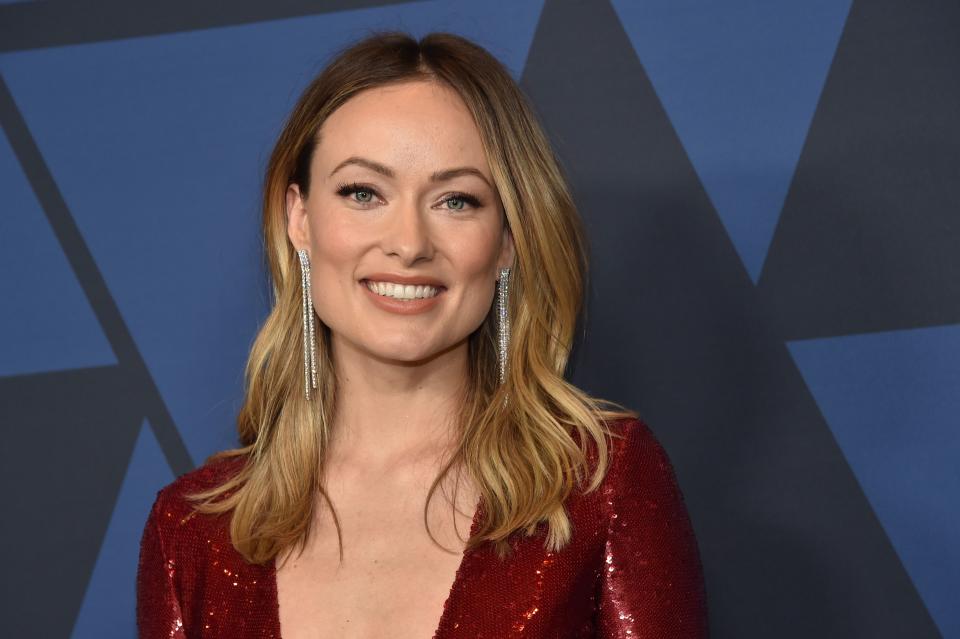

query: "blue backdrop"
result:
(1, 1), (958, 637)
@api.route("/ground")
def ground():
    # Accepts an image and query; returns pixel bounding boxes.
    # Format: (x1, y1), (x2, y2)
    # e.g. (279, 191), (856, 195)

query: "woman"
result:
(137, 30), (707, 638)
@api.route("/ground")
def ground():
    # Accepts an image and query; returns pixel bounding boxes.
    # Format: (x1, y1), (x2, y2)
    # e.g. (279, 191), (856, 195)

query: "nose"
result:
(382, 196), (434, 265)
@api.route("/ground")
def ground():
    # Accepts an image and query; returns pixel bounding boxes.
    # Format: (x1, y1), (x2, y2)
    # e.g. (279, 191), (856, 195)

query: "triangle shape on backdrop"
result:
(787, 324), (960, 638)
(0, 0), (545, 463)
(0, 125), (115, 376)
(610, 0), (852, 283)
(70, 419), (176, 639)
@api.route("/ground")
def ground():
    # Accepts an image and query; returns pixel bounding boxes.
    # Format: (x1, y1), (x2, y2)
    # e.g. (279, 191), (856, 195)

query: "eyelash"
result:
(334, 181), (483, 211)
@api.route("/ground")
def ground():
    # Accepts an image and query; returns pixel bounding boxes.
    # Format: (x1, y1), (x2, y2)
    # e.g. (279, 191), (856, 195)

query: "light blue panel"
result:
(70, 420), (175, 639)
(0, 125), (115, 376)
(0, 0), (545, 461)
(611, 0), (851, 283)
(787, 324), (960, 638)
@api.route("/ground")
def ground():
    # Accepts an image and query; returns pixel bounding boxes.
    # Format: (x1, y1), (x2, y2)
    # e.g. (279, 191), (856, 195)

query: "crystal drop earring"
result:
(496, 267), (511, 386)
(297, 249), (318, 400)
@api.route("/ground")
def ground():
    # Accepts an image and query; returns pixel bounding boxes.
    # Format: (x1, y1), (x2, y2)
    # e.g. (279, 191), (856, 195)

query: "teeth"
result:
(365, 280), (441, 300)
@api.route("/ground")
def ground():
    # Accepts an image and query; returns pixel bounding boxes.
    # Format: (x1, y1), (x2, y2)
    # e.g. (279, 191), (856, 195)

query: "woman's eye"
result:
(335, 183), (482, 211)
(444, 193), (482, 211)
(336, 182), (378, 205)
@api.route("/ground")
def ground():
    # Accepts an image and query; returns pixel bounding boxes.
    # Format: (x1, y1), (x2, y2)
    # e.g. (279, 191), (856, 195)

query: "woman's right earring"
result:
(297, 249), (318, 401)
(496, 267), (511, 386)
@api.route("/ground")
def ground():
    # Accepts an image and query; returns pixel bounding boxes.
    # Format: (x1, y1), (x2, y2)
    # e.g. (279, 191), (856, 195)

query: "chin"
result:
(343, 328), (464, 365)
(365, 340), (438, 363)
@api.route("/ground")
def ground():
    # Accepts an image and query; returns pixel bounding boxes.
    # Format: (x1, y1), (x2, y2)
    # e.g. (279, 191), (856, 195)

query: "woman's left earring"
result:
(496, 266), (511, 386)
(298, 249), (318, 401)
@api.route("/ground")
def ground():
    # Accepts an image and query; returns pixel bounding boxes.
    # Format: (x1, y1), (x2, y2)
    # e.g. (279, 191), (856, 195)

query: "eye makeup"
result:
(334, 181), (484, 210)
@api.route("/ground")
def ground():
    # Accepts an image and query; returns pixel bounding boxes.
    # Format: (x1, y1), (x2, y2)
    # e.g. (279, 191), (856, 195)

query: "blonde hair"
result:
(187, 30), (637, 564)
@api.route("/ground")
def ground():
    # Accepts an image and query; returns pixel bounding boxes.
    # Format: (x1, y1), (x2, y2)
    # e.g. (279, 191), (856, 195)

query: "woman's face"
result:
(286, 79), (515, 367)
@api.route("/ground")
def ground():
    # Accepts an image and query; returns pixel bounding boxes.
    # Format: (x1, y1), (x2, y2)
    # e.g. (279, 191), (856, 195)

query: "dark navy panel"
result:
(0, 366), (148, 638)
(760, 0), (960, 337)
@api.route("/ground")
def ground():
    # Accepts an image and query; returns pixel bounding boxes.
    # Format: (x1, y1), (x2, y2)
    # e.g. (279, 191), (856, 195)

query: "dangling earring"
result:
(298, 249), (318, 400)
(496, 267), (511, 386)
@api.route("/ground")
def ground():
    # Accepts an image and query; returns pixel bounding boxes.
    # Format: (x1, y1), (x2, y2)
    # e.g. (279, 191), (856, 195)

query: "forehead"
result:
(315, 80), (489, 173)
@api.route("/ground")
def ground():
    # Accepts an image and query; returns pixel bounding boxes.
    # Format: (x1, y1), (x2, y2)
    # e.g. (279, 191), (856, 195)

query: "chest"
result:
(183, 487), (607, 638)
(274, 482), (480, 639)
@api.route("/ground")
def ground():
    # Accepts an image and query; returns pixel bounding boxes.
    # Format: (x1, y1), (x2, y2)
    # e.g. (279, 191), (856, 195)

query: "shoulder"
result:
(593, 421), (708, 632)
(155, 453), (246, 509)
(138, 454), (265, 630)
(601, 416), (689, 505)
(146, 453), (247, 544)
(606, 416), (673, 469)
(598, 416), (703, 574)
(566, 415), (696, 550)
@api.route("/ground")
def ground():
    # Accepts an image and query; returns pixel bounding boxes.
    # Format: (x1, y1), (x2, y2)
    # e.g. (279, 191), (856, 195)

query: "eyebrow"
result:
(329, 156), (493, 189)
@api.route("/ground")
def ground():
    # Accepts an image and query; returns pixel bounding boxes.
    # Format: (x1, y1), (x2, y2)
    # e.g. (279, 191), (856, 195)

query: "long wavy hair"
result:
(187, 30), (637, 565)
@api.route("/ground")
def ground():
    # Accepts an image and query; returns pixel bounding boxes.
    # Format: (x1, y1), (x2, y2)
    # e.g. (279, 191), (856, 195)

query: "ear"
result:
(286, 183), (310, 251)
(498, 222), (516, 271)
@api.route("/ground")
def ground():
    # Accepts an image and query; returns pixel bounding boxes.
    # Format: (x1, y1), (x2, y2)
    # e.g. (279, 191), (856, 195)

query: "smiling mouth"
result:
(360, 279), (447, 301)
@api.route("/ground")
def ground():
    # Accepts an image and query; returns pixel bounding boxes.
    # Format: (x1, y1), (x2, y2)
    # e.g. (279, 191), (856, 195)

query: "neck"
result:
(327, 333), (469, 468)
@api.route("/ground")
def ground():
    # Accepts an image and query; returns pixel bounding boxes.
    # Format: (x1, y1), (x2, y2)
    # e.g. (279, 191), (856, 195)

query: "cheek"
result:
(445, 224), (503, 277)
(308, 210), (363, 263)
(306, 213), (365, 316)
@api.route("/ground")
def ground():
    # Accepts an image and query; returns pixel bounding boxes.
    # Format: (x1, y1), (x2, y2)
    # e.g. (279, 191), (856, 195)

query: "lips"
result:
(359, 277), (445, 314)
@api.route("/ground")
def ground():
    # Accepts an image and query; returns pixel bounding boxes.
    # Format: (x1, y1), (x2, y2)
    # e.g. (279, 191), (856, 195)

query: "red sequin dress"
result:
(137, 417), (708, 637)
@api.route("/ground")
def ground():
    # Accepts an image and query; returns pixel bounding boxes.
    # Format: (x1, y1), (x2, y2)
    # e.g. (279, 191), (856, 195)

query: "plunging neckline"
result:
(270, 495), (485, 639)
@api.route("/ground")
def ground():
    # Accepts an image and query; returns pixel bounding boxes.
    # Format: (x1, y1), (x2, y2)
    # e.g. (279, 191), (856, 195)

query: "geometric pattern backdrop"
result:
(1, 1), (957, 637)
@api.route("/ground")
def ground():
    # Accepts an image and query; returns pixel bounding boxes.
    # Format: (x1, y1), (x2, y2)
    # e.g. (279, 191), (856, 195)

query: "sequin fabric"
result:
(137, 417), (708, 637)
